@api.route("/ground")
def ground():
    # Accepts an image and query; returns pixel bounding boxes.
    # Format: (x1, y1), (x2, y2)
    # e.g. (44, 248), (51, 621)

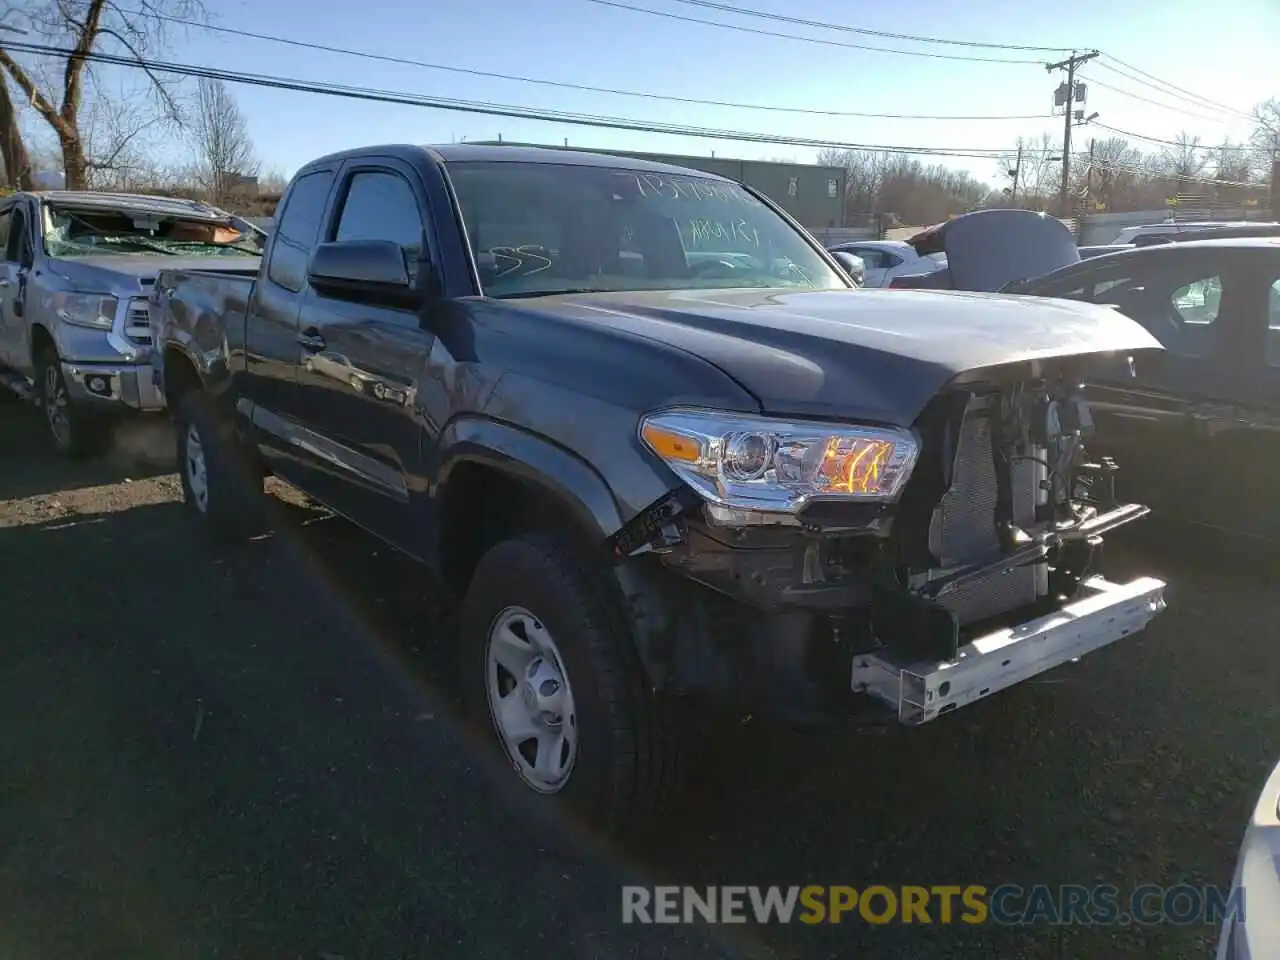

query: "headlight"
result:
(52, 292), (117, 330)
(639, 408), (919, 521)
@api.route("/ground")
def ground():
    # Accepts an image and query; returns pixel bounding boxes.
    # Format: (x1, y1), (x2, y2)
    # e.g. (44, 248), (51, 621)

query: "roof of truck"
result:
(299, 143), (737, 182)
(22, 190), (234, 220)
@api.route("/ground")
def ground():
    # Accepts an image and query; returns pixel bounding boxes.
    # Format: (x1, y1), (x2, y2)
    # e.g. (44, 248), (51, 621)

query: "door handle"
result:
(296, 330), (326, 352)
(0, 279), (9, 288)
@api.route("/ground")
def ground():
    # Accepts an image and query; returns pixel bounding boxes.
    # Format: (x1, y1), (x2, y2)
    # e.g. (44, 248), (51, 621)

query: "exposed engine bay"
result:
(613, 368), (1154, 712)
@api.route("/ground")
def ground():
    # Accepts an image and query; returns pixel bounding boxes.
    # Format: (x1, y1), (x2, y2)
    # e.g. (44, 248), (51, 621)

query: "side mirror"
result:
(307, 240), (416, 299)
(832, 251), (865, 286)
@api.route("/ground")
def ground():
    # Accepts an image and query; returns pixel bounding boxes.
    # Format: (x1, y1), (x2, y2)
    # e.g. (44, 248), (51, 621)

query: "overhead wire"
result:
(1090, 121), (1257, 151)
(581, 0), (1049, 63)
(1075, 74), (1242, 125)
(106, 6), (1058, 121)
(643, 0), (1077, 52)
(0, 40), (1060, 160)
(1096, 54), (1252, 120)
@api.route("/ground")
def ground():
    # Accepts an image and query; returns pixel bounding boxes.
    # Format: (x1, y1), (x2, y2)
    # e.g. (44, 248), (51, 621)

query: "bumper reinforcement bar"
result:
(851, 575), (1167, 725)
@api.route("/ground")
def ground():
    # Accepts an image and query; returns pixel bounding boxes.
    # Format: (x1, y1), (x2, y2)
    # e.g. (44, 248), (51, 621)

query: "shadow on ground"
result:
(2, 417), (1277, 957)
(0, 403), (175, 501)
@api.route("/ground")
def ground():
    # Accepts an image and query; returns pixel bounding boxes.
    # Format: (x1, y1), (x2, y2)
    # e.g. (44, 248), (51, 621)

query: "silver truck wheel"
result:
(175, 390), (265, 541)
(485, 605), (579, 794)
(35, 348), (104, 460)
(460, 532), (684, 837)
(184, 422), (210, 514)
(43, 362), (72, 450)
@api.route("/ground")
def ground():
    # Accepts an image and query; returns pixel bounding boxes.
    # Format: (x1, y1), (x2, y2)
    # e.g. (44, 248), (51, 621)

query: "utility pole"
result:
(1085, 138), (1095, 209)
(1008, 142), (1022, 204)
(1046, 50), (1099, 216)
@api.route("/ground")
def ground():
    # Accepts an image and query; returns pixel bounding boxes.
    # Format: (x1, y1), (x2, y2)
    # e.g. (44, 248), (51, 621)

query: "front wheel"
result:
(460, 532), (682, 837)
(174, 389), (265, 541)
(35, 348), (106, 459)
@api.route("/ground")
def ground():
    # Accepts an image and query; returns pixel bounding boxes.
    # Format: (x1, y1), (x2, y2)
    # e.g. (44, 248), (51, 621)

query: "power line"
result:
(645, 0), (1076, 52)
(1075, 74), (1240, 125)
(1092, 121), (1257, 152)
(1096, 54), (1251, 120)
(108, 6), (1056, 121)
(582, 0), (1048, 63)
(1084, 156), (1261, 189)
(1, 40), (1055, 160)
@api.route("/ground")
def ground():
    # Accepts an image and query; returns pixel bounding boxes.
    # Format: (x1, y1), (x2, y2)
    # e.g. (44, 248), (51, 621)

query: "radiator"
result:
(927, 405), (1042, 625)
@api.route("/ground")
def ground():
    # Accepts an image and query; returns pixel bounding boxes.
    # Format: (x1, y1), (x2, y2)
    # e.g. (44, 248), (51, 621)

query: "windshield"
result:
(43, 205), (266, 259)
(444, 160), (847, 298)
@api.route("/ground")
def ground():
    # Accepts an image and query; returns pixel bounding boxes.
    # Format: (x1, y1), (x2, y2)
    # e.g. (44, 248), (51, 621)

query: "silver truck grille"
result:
(927, 406), (1040, 625)
(124, 300), (152, 345)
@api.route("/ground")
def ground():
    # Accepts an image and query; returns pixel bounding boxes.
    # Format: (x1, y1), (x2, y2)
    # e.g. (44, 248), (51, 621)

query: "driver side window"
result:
(1091, 267), (1220, 359)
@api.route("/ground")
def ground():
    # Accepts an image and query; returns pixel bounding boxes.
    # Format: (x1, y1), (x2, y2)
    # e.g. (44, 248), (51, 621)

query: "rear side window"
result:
(268, 170), (335, 291)
(275, 171), (334, 248)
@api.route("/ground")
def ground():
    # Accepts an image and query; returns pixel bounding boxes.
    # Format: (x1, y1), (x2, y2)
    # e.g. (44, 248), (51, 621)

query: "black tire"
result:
(174, 389), (266, 542)
(460, 532), (682, 838)
(35, 347), (106, 459)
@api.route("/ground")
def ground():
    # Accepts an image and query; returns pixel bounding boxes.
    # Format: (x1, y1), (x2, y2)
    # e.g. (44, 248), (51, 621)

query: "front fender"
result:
(434, 416), (627, 541)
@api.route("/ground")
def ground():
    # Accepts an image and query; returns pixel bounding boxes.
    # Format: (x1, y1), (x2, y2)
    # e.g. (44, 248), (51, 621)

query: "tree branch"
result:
(61, 0), (108, 121)
(0, 46), (73, 139)
(95, 25), (181, 121)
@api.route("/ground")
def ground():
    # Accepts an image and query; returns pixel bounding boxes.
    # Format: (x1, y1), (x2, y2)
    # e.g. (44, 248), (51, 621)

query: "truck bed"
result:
(149, 267), (260, 395)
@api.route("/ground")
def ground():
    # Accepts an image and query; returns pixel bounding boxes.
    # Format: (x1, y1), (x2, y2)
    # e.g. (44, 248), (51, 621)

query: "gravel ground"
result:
(1, 395), (1277, 960)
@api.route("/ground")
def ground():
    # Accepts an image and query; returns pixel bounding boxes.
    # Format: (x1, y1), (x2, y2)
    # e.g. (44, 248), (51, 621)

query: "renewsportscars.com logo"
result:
(621, 884), (1244, 926)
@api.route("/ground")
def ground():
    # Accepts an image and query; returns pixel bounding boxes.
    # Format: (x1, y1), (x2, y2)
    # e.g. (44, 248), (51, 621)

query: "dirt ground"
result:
(1, 394), (1276, 959)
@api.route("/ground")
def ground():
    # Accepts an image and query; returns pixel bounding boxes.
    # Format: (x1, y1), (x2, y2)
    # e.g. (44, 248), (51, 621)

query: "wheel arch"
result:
(433, 417), (626, 598)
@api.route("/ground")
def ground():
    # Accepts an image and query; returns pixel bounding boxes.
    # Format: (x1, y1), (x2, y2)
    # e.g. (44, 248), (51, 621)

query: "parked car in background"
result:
(0, 190), (266, 457)
(1112, 220), (1276, 246)
(829, 250), (866, 285)
(151, 143), (1165, 835)
(1005, 238), (1280, 540)
(886, 209), (1080, 291)
(1216, 757), (1280, 959)
(1078, 244), (1133, 259)
(826, 238), (944, 288)
(1131, 222), (1280, 247)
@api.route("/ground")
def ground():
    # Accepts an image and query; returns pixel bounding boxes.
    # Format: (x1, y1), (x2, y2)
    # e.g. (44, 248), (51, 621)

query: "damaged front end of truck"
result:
(611, 350), (1167, 726)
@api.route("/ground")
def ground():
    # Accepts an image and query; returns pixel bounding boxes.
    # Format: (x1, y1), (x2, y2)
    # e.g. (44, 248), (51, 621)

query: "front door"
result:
(0, 203), (30, 372)
(1210, 252), (1280, 540)
(294, 160), (437, 553)
(1081, 253), (1242, 517)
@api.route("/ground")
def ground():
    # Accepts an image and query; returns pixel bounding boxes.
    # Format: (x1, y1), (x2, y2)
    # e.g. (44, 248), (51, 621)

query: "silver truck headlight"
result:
(639, 408), (919, 520)
(52, 292), (117, 330)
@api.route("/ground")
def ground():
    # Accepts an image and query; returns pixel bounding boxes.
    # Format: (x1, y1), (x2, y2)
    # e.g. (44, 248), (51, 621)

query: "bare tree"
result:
(0, 0), (202, 189)
(0, 72), (33, 189)
(189, 76), (257, 204)
(1155, 131), (1209, 185)
(995, 134), (1061, 210)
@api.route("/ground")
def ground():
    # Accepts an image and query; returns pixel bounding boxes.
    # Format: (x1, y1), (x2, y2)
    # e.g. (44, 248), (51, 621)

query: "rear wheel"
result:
(460, 532), (682, 837)
(174, 389), (266, 541)
(35, 347), (105, 459)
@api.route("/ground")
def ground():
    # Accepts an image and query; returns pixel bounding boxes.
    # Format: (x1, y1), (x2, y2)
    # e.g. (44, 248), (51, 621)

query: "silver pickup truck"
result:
(0, 190), (264, 458)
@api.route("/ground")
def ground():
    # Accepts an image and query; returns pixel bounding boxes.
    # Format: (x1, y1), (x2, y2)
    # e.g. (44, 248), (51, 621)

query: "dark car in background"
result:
(886, 209), (1081, 291)
(1006, 238), (1280, 540)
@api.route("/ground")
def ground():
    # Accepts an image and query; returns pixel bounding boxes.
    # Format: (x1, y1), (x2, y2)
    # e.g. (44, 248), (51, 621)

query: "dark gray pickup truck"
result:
(151, 143), (1168, 834)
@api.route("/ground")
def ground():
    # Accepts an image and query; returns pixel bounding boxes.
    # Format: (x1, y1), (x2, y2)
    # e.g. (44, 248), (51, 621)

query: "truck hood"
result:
(905, 209), (1080, 292)
(49, 254), (262, 293)
(537, 287), (1162, 425)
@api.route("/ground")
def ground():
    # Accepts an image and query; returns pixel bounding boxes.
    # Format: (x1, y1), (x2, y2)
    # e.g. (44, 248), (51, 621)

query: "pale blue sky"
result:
(31, 0), (1280, 181)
